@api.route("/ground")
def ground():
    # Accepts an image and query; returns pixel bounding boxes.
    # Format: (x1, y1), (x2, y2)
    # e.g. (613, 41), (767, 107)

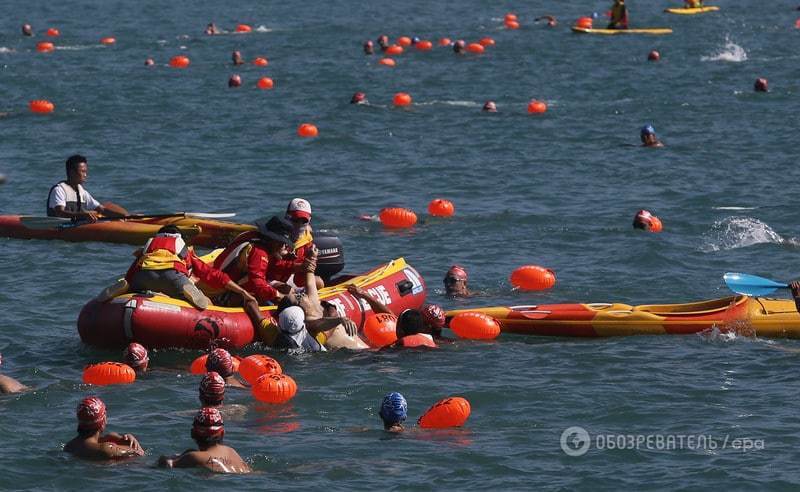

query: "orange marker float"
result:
(418, 397), (471, 428)
(450, 312), (501, 340)
(505, 20), (520, 30)
(397, 36), (412, 46)
(238, 354), (282, 385)
(649, 216), (663, 233)
(510, 265), (556, 290)
(83, 362), (135, 386)
(297, 123), (319, 138)
(392, 92), (412, 107)
(169, 55), (190, 68)
(575, 17), (593, 29)
(415, 40), (433, 51)
(253, 57), (269, 67)
(100, 37), (116, 45)
(190, 354), (240, 374)
(252, 373), (297, 403)
(36, 42), (54, 53)
(29, 100), (55, 114)
(385, 45), (403, 55)
(428, 198), (455, 217)
(633, 209), (663, 233)
(379, 207), (417, 228)
(479, 37), (495, 47)
(235, 24), (252, 33)
(505, 13), (518, 22)
(256, 77), (274, 89)
(438, 37), (451, 46)
(363, 313), (398, 348)
(466, 43), (485, 54)
(378, 58), (396, 67)
(46, 28), (60, 37)
(527, 100), (547, 114)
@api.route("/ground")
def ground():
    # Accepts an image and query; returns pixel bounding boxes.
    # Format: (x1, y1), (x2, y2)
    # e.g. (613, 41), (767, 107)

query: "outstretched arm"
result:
(346, 285), (392, 315)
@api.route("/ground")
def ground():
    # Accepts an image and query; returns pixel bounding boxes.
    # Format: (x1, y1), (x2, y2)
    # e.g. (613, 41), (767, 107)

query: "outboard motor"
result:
(313, 233), (344, 283)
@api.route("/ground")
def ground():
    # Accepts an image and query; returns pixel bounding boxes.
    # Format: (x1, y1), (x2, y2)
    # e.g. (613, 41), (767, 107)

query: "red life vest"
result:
(138, 233), (189, 275)
(398, 333), (438, 348)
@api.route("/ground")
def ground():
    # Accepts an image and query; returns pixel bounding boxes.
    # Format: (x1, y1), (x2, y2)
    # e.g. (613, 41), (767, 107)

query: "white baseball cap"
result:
(287, 198), (312, 220)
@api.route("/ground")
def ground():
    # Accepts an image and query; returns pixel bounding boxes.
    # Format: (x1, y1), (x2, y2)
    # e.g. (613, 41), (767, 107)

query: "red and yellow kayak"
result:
(664, 6), (719, 15)
(571, 27), (673, 35)
(0, 214), (255, 247)
(447, 296), (800, 338)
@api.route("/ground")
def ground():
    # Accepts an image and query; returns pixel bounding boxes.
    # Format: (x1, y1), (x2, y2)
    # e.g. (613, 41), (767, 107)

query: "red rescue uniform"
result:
(213, 232), (278, 303)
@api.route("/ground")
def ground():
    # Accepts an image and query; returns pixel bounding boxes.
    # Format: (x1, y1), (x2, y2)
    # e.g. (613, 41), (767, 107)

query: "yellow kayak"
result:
(664, 6), (719, 15)
(571, 27), (673, 35)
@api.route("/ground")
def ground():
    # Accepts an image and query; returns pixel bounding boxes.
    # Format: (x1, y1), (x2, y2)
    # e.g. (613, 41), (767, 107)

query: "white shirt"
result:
(47, 182), (101, 212)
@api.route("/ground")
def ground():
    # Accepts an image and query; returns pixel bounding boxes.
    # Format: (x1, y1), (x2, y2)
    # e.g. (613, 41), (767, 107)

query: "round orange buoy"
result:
(297, 123), (319, 138)
(379, 207), (417, 228)
(378, 57), (396, 67)
(385, 45), (403, 55)
(510, 265), (557, 290)
(253, 57), (269, 67)
(393, 92), (412, 107)
(100, 37), (116, 45)
(46, 28), (60, 37)
(256, 77), (274, 90)
(36, 42), (54, 53)
(527, 100), (547, 114)
(450, 312), (501, 340)
(479, 37), (495, 47)
(363, 313), (398, 348)
(169, 55), (190, 68)
(428, 198), (455, 217)
(238, 354), (282, 385)
(576, 16), (594, 29)
(418, 397), (471, 428)
(466, 43), (485, 54)
(83, 362), (136, 386)
(415, 40), (433, 51)
(29, 100), (55, 114)
(235, 24), (252, 33)
(438, 37), (451, 46)
(795, 18), (800, 29)
(505, 13), (518, 22)
(397, 36), (412, 46)
(252, 373), (297, 403)
(505, 20), (520, 30)
(649, 216), (663, 233)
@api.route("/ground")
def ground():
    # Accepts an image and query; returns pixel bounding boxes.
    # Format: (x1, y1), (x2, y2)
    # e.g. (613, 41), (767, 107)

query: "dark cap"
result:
(255, 216), (294, 246)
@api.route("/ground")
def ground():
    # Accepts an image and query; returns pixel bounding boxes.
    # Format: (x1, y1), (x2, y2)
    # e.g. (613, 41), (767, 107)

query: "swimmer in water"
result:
(453, 40), (466, 54)
(22, 24), (33, 36)
(347, 285), (437, 348)
(64, 396), (145, 460)
(380, 392), (407, 433)
(122, 343), (149, 375)
(632, 210), (658, 231)
(205, 22), (222, 35)
(206, 348), (247, 388)
(444, 265), (471, 297)
(377, 35), (389, 51)
(228, 74), (242, 87)
(535, 15), (558, 27)
(158, 407), (251, 474)
(482, 101), (497, 112)
(421, 304), (454, 342)
(351, 92), (368, 104)
(232, 50), (244, 65)
(144, 58), (155, 66)
(0, 353), (28, 394)
(754, 78), (768, 93)
(640, 125), (664, 148)
(363, 40), (374, 54)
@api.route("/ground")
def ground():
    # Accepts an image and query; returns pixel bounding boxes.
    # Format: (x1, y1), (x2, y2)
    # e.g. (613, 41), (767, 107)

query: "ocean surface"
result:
(2, 0), (800, 489)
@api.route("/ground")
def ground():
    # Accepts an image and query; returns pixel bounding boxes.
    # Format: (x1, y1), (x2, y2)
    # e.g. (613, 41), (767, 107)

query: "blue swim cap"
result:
(641, 124), (656, 137)
(379, 392), (408, 424)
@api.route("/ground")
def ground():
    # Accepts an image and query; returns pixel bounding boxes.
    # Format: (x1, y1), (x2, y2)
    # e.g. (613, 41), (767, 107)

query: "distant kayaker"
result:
(379, 392), (408, 432)
(607, 0), (629, 29)
(444, 265), (471, 297)
(122, 343), (149, 375)
(347, 284), (438, 348)
(640, 125), (664, 148)
(0, 353), (29, 394)
(64, 396), (145, 460)
(205, 348), (247, 388)
(684, 0), (703, 7)
(158, 407), (251, 474)
(47, 154), (129, 222)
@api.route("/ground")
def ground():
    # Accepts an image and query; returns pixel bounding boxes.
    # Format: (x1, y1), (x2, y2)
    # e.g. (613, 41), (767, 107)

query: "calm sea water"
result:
(2, 0), (800, 489)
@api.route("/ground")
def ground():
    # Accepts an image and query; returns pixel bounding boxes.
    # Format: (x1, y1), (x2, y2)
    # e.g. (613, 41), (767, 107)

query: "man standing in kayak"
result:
(47, 154), (128, 222)
(607, 0), (628, 29)
(684, 0), (703, 7)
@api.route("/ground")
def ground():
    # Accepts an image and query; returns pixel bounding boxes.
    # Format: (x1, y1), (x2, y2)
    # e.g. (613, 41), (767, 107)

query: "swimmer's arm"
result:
(346, 285), (392, 315)
(306, 316), (347, 335)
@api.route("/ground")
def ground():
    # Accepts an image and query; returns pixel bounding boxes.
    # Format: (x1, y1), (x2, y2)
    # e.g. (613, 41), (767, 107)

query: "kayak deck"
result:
(664, 6), (719, 15)
(571, 27), (673, 35)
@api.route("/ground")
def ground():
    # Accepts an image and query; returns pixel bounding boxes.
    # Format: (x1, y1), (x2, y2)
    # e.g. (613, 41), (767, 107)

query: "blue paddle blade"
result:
(723, 272), (788, 297)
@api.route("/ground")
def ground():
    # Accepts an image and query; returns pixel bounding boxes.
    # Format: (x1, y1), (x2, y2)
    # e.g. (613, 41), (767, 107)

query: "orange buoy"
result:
(479, 37), (495, 47)
(256, 77), (274, 89)
(450, 312), (501, 340)
(415, 40), (433, 51)
(510, 265), (556, 290)
(378, 57), (396, 67)
(466, 43), (485, 54)
(397, 36), (412, 46)
(297, 123), (319, 138)
(29, 100), (55, 114)
(649, 216), (663, 233)
(505, 13), (518, 22)
(100, 37), (116, 45)
(36, 42), (55, 53)
(527, 100), (547, 114)
(575, 16), (593, 29)
(83, 362), (136, 386)
(418, 397), (471, 428)
(252, 373), (297, 403)
(428, 198), (455, 217)
(795, 18), (800, 29)
(190, 353), (240, 374)
(238, 354), (282, 385)
(505, 20), (520, 30)
(379, 207), (417, 228)
(392, 92), (412, 107)
(253, 57), (269, 66)
(385, 45), (404, 55)
(363, 313), (398, 348)
(235, 24), (252, 33)
(169, 55), (190, 68)
(438, 37), (451, 46)
(46, 28), (60, 37)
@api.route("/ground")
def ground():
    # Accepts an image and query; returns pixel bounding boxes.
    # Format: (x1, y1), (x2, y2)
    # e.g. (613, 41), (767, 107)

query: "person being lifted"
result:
(47, 154), (129, 222)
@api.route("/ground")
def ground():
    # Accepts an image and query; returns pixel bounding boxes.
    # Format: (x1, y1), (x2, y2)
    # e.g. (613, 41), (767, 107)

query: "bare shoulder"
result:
(0, 374), (29, 394)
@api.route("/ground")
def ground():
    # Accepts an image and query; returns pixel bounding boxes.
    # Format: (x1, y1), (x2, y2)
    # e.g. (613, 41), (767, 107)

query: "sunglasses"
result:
(290, 217), (309, 224)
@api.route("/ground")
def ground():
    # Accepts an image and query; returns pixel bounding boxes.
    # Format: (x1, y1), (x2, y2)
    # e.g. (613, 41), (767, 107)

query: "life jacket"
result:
(293, 229), (313, 250)
(398, 333), (438, 348)
(46, 181), (86, 216)
(138, 233), (189, 274)
(213, 231), (262, 284)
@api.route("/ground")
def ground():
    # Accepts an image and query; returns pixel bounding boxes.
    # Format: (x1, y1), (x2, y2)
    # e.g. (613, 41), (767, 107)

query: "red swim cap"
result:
(123, 343), (149, 369)
(422, 304), (446, 329)
(446, 265), (468, 281)
(193, 407), (224, 439)
(205, 348), (234, 378)
(199, 371), (226, 405)
(77, 396), (107, 432)
(633, 210), (653, 229)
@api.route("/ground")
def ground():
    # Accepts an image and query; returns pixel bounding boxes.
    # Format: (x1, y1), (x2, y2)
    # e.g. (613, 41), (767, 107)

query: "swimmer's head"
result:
(453, 40), (466, 53)
(363, 40), (374, 54)
(647, 50), (660, 62)
(422, 304), (446, 334)
(199, 371), (226, 406)
(444, 265), (469, 296)
(192, 407), (225, 446)
(77, 396), (107, 434)
(144, 58), (155, 66)
(754, 78), (768, 93)
(228, 74), (242, 88)
(632, 209), (654, 230)
(205, 348), (234, 378)
(351, 92), (367, 104)
(377, 35), (389, 48)
(22, 24), (33, 36)
(482, 100), (497, 112)
(123, 342), (149, 373)
(379, 392), (408, 429)
(411, 36), (420, 45)
(397, 309), (425, 337)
